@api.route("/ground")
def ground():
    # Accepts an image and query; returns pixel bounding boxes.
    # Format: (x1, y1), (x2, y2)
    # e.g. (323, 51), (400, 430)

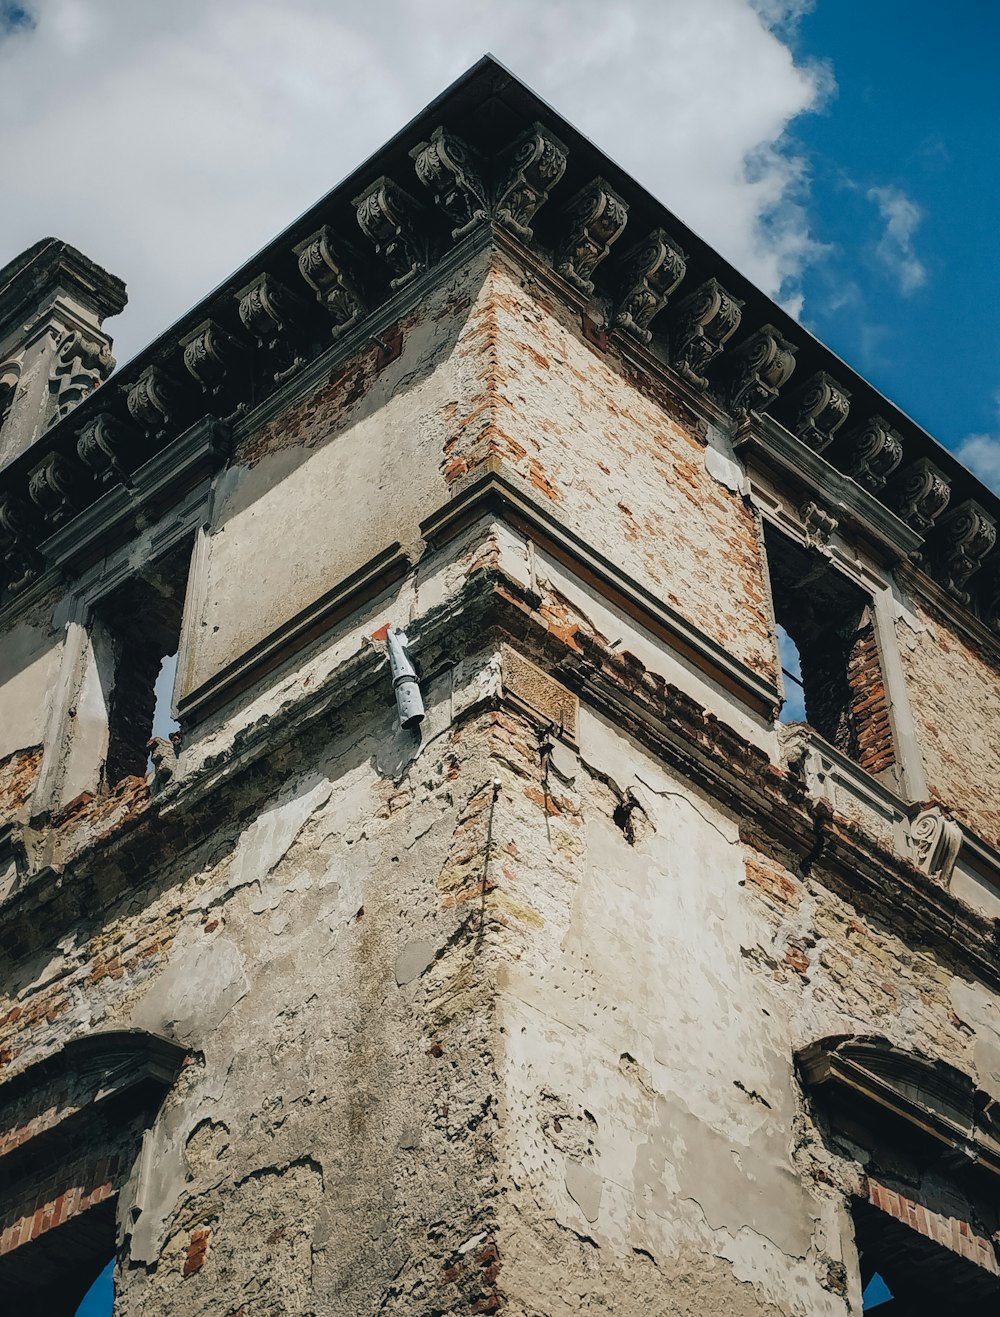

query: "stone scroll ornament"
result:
(353, 177), (428, 291)
(910, 805), (962, 885)
(554, 178), (629, 295)
(410, 127), (488, 241)
(293, 227), (367, 338)
(931, 499), (998, 602)
(0, 493), (41, 595)
(888, 457), (952, 534)
(27, 451), (87, 526)
(47, 329), (115, 426)
(786, 370), (850, 453)
(180, 320), (249, 396)
(494, 123), (568, 242)
(838, 415), (904, 493)
(77, 412), (141, 484)
(237, 271), (308, 351)
(612, 228), (687, 342)
(669, 278), (743, 391)
(726, 323), (797, 418)
(126, 365), (183, 440)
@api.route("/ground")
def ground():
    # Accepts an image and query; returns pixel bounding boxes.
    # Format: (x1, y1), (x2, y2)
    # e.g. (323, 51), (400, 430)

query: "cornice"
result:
(0, 56), (996, 654)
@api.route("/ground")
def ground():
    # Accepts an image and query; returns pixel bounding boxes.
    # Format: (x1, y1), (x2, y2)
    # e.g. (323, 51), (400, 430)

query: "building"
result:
(0, 55), (999, 1315)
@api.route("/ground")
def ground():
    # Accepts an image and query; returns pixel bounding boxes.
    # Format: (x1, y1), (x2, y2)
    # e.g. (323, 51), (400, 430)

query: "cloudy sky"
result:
(2, 0), (998, 493)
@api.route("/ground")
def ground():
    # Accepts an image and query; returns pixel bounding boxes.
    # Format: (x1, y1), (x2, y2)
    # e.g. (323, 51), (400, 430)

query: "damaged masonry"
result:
(1, 54), (1000, 1316)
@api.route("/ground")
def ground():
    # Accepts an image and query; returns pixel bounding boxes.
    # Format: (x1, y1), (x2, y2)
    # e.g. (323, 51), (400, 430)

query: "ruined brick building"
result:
(1, 55), (1000, 1315)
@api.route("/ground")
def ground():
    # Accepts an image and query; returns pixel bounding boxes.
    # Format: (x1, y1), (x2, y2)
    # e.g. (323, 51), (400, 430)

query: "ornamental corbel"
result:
(669, 278), (743, 390)
(48, 329), (115, 425)
(909, 805), (962, 885)
(726, 323), (797, 418)
(786, 370), (850, 452)
(837, 414), (904, 493)
(887, 457), (952, 534)
(27, 450), (87, 525)
(353, 177), (428, 291)
(292, 227), (367, 338)
(799, 500), (838, 546)
(929, 498), (997, 602)
(237, 271), (308, 350)
(180, 319), (249, 395)
(76, 411), (142, 483)
(125, 365), (183, 439)
(612, 228), (686, 342)
(410, 126), (488, 241)
(553, 178), (629, 295)
(0, 492), (41, 594)
(494, 122), (568, 242)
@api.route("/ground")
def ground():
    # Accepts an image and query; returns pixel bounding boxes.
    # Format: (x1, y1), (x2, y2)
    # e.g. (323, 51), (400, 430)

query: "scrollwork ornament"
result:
(48, 329), (115, 424)
(669, 278), (744, 390)
(494, 123), (568, 242)
(410, 126), (488, 240)
(293, 227), (367, 336)
(888, 457), (952, 534)
(28, 451), (86, 524)
(237, 272), (303, 349)
(126, 365), (182, 437)
(554, 178), (629, 295)
(838, 415), (904, 492)
(931, 499), (998, 601)
(353, 177), (428, 290)
(787, 371), (851, 452)
(727, 324), (797, 418)
(77, 411), (139, 482)
(180, 320), (248, 395)
(0, 493), (40, 595)
(612, 228), (687, 341)
(910, 805), (962, 884)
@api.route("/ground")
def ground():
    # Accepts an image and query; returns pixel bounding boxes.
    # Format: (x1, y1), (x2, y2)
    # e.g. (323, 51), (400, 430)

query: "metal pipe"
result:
(386, 627), (424, 728)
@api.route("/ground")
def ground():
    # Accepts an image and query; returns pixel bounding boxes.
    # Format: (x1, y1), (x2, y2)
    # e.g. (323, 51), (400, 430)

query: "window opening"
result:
(765, 525), (895, 777)
(95, 540), (189, 787)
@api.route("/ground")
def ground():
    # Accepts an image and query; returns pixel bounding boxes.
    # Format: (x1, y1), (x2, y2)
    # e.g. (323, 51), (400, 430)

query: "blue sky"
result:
(1, 1), (996, 495)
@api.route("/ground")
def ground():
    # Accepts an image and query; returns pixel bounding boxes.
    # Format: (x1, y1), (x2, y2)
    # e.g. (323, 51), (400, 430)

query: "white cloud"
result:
(866, 184), (927, 295)
(0, 0), (830, 362)
(954, 395), (1000, 495)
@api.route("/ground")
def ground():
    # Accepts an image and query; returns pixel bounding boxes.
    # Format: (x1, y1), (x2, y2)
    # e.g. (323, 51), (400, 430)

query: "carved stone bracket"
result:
(494, 122), (568, 242)
(612, 228), (686, 342)
(180, 319), (248, 396)
(930, 499), (998, 602)
(838, 414), (904, 493)
(410, 126), (488, 240)
(888, 457), (952, 535)
(47, 329), (115, 427)
(0, 493), (41, 595)
(126, 365), (183, 439)
(800, 500), (838, 546)
(237, 271), (307, 351)
(77, 411), (142, 484)
(726, 323), (797, 418)
(27, 451), (88, 525)
(293, 227), (367, 338)
(554, 178), (629, 295)
(786, 370), (850, 452)
(353, 177), (428, 291)
(909, 805), (963, 885)
(669, 278), (744, 391)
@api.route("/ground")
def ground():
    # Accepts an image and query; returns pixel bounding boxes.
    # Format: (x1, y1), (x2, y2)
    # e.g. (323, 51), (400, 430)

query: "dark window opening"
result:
(2, 1196), (117, 1316)
(96, 541), (189, 787)
(765, 525), (895, 776)
(0, 380), (15, 433)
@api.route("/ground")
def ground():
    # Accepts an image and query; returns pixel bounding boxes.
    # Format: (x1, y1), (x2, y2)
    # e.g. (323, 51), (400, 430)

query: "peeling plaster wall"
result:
(896, 599), (1000, 846)
(0, 594), (61, 765)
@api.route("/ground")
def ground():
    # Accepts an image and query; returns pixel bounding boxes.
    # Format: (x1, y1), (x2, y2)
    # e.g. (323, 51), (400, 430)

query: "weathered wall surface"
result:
(0, 592), (61, 769)
(896, 599), (1000, 846)
(445, 252), (775, 681)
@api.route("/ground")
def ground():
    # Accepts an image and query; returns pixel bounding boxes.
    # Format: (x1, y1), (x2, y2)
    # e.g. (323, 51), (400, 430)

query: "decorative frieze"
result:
(726, 323), (797, 418)
(612, 228), (686, 342)
(930, 499), (997, 602)
(888, 457), (952, 534)
(553, 178), (628, 296)
(353, 177), (428, 291)
(293, 227), (367, 338)
(411, 126), (488, 240)
(838, 415), (904, 493)
(494, 122), (568, 242)
(77, 412), (140, 484)
(909, 805), (962, 885)
(786, 370), (850, 452)
(126, 365), (183, 439)
(47, 330), (115, 427)
(669, 278), (744, 390)
(180, 320), (248, 395)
